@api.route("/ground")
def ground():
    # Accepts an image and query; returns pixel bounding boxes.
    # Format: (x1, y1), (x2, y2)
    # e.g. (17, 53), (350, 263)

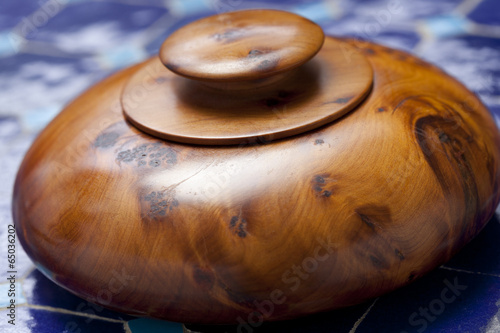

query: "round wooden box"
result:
(13, 9), (500, 324)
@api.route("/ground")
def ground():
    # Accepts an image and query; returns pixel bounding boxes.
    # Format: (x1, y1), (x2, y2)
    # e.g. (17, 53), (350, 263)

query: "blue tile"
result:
(339, 0), (462, 21)
(22, 2), (167, 55)
(420, 14), (470, 38)
(444, 216), (500, 277)
(0, 307), (127, 333)
(489, 106), (500, 123)
(243, 0), (320, 4)
(0, 0), (61, 30)
(4, 0), (71, 43)
(457, 34), (500, 49)
(0, 207), (35, 281)
(167, 0), (212, 17)
(468, 0), (500, 25)
(291, 2), (342, 23)
(417, 36), (500, 101)
(145, 14), (208, 55)
(128, 318), (184, 333)
(185, 301), (372, 332)
(22, 269), (135, 322)
(42, 2), (166, 32)
(0, 282), (27, 307)
(21, 105), (62, 132)
(356, 268), (500, 332)
(0, 52), (93, 76)
(321, 4), (423, 47)
(0, 116), (22, 140)
(95, 44), (148, 70)
(363, 30), (421, 51)
(0, 53), (101, 122)
(0, 30), (22, 57)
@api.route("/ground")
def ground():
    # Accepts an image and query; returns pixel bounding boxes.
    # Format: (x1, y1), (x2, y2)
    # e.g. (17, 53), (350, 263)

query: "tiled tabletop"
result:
(1, 0), (500, 332)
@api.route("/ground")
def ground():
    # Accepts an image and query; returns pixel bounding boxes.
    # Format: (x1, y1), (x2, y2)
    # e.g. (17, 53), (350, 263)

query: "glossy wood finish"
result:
(13, 13), (500, 325)
(123, 37), (373, 145)
(159, 10), (324, 83)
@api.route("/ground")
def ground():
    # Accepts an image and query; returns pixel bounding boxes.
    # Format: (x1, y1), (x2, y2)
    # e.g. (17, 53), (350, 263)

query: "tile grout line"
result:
(440, 265), (500, 278)
(26, 304), (127, 323)
(0, 303), (127, 323)
(453, 0), (484, 16)
(18, 266), (36, 306)
(468, 22), (500, 39)
(124, 321), (133, 333)
(1, 264), (36, 306)
(412, 0), (492, 55)
(412, 19), (433, 54)
(20, 266), (36, 280)
(348, 298), (379, 333)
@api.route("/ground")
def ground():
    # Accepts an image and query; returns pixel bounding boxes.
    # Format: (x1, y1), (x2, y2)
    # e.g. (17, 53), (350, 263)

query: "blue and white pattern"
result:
(1, 0), (500, 332)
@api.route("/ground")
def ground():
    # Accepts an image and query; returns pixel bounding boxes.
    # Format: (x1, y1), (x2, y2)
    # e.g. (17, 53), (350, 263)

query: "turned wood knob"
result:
(159, 9), (325, 83)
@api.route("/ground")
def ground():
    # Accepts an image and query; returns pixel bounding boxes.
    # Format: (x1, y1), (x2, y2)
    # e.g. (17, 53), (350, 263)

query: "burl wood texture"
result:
(13, 39), (500, 324)
(160, 10), (324, 82)
(124, 37), (373, 145)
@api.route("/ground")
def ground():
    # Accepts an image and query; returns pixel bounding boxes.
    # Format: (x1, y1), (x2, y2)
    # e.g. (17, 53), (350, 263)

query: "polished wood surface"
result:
(159, 10), (324, 82)
(123, 37), (373, 145)
(13, 10), (500, 325)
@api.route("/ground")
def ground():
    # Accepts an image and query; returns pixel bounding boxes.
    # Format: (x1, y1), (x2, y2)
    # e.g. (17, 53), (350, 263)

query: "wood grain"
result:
(159, 9), (324, 83)
(13, 17), (500, 326)
(124, 37), (373, 145)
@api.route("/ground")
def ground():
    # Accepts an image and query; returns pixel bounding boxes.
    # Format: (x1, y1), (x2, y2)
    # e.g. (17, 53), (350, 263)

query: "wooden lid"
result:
(122, 10), (373, 145)
(160, 9), (325, 82)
